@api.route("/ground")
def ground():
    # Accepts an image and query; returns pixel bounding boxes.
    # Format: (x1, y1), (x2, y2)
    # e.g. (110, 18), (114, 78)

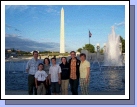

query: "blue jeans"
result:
(46, 84), (51, 95)
(51, 82), (60, 94)
(69, 78), (79, 95)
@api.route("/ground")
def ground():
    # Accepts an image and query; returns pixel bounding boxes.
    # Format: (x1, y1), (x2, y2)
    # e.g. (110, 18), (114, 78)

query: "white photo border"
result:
(1, 1), (129, 99)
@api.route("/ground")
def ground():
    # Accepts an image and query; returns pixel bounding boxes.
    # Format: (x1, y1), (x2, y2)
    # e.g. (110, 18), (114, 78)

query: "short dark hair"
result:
(61, 57), (68, 63)
(80, 53), (86, 58)
(33, 50), (38, 55)
(51, 57), (56, 61)
(70, 51), (76, 54)
(43, 58), (50, 65)
(38, 63), (44, 70)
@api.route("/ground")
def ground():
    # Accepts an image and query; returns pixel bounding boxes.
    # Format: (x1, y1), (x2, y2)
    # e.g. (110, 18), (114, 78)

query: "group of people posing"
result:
(26, 51), (90, 95)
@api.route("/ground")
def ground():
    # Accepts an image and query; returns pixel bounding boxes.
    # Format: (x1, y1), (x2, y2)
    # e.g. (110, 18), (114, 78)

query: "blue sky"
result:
(5, 5), (125, 52)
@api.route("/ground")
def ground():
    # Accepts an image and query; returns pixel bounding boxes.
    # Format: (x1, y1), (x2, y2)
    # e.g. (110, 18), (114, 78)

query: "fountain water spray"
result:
(104, 26), (123, 66)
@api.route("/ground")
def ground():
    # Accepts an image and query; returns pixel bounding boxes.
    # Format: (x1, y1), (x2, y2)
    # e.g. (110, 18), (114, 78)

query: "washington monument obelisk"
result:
(60, 7), (65, 53)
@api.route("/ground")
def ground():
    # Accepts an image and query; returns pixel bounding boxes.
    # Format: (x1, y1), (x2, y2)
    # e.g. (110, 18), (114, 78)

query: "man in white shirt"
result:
(49, 58), (61, 95)
(35, 63), (48, 95)
(26, 51), (41, 95)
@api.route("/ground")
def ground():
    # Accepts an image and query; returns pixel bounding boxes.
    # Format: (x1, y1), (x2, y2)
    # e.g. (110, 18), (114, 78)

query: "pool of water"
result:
(5, 60), (125, 93)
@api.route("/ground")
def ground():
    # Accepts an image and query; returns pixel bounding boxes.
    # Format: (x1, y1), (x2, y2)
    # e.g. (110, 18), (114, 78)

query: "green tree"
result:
(120, 36), (125, 53)
(83, 44), (95, 53)
(77, 48), (82, 53)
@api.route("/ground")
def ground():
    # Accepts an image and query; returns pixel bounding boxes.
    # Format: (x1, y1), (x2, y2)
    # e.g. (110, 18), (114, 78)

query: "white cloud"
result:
(5, 33), (20, 37)
(114, 21), (125, 27)
(5, 5), (29, 11)
(5, 24), (12, 29)
(44, 6), (60, 15)
(46, 8), (57, 13)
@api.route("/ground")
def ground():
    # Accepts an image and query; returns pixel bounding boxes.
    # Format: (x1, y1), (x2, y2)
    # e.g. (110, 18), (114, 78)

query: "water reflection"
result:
(5, 60), (125, 93)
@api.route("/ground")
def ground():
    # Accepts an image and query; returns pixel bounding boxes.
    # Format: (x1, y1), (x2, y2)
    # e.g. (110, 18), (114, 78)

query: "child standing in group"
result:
(35, 63), (48, 95)
(49, 58), (62, 95)
(59, 57), (70, 95)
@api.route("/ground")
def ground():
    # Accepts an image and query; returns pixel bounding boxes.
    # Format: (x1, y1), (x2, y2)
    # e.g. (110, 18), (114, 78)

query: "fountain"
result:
(103, 26), (123, 66)
(91, 44), (102, 71)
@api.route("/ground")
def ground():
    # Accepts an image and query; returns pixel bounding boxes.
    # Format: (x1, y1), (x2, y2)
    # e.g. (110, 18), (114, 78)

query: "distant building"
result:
(5, 49), (11, 53)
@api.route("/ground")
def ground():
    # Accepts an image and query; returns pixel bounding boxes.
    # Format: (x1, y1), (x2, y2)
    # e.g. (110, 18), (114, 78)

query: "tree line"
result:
(77, 36), (125, 53)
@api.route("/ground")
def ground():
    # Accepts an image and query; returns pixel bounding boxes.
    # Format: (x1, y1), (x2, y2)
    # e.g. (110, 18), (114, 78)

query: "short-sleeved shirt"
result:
(80, 60), (90, 78)
(70, 59), (77, 79)
(26, 58), (42, 75)
(49, 64), (61, 82)
(34, 70), (48, 81)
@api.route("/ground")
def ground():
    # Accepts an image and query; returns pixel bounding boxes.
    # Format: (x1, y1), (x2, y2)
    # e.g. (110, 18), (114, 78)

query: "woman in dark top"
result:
(43, 58), (51, 95)
(59, 57), (70, 95)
